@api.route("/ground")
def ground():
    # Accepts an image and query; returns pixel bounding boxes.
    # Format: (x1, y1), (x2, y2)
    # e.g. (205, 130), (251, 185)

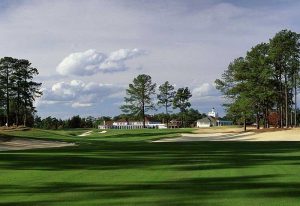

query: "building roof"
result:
(197, 116), (217, 123)
(104, 121), (113, 126)
(115, 118), (128, 122)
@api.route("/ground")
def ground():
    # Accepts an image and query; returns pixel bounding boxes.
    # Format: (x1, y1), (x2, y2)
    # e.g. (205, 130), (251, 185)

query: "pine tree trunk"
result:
(280, 106), (283, 128)
(165, 102), (169, 128)
(256, 112), (260, 129)
(142, 100), (145, 128)
(278, 73), (283, 128)
(265, 107), (269, 128)
(23, 113), (26, 126)
(278, 106), (281, 127)
(290, 110), (293, 127)
(295, 75), (297, 127)
(285, 73), (289, 128)
(285, 88), (289, 128)
(23, 99), (27, 127)
(6, 67), (9, 126)
(15, 113), (18, 126)
(16, 85), (20, 126)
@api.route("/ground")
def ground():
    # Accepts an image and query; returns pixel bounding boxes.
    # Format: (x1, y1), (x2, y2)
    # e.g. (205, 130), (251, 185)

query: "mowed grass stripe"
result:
(0, 129), (300, 205)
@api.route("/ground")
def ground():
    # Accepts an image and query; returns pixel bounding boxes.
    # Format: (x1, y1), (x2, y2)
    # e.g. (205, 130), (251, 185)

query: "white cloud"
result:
(56, 48), (145, 76)
(190, 82), (223, 113)
(39, 80), (124, 108)
(1, 0), (300, 118)
(192, 82), (219, 98)
(72, 102), (93, 108)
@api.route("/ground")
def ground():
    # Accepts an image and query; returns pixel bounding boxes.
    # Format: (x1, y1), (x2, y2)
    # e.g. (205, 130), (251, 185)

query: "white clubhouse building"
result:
(196, 108), (233, 128)
(98, 119), (167, 129)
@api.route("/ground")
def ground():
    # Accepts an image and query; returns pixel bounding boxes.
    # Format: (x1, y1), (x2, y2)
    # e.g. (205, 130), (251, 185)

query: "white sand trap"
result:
(154, 132), (255, 142)
(78, 130), (93, 137)
(154, 128), (300, 142)
(0, 138), (75, 151)
(99, 131), (107, 134)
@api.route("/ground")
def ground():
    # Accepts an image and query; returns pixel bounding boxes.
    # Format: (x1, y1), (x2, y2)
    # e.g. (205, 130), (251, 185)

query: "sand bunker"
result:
(78, 131), (93, 137)
(0, 138), (75, 151)
(154, 128), (300, 142)
(99, 131), (107, 134)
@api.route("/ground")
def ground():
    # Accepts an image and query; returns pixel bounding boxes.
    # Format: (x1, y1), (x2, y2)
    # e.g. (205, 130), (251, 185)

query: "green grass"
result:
(1, 128), (300, 205)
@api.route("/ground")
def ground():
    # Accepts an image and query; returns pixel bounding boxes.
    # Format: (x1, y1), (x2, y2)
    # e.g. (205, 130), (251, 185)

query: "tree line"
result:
(34, 109), (207, 130)
(120, 74), (194, 128)
(215, 29), (300, 130)
(34, 73), (206, 130)
(34, 115), (98, 129)
(0, 57), (42, 127)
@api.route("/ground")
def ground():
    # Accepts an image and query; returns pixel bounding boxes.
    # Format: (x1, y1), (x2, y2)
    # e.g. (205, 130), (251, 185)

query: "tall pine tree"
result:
(121, 74), (156, 128)
(157, 81), (175, 127)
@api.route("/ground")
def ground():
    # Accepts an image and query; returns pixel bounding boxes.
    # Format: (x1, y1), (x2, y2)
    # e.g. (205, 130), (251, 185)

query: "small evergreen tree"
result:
(173, 87), (192, 127)
(157, 81), (175, 127)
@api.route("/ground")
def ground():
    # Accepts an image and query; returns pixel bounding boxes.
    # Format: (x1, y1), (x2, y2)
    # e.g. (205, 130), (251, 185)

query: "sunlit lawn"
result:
(0, 128), (300, 205)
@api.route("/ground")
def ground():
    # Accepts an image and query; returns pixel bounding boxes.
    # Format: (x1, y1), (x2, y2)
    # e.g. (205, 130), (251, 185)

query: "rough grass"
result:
(1, 128), (300, 205)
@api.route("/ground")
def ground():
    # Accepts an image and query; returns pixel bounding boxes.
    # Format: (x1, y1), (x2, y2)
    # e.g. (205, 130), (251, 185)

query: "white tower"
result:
(208, 108), (218, 118)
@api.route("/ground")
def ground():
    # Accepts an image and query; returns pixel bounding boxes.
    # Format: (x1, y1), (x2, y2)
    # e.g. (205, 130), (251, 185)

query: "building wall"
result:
(98, 121), (166, 129)
(196, 122), (211, 128)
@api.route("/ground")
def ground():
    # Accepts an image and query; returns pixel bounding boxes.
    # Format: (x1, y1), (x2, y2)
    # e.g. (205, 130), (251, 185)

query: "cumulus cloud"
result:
(71, 102), (93, 108)
(192, 82), (219, 98)
(38, 80), (124, 108)
(190, 82), (224, 114)
(191, 82), (222, 105)
(2, 0), (299, 118)
(56, 48), (145, 76)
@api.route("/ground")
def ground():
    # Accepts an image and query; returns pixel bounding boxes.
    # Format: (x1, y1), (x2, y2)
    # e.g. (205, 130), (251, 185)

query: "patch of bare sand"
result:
(245, 128), (300, 141)
(78, 131), (93, 137)
(154, 128), (300, 142)
(0, 138), (75, 151)
(193, 127), (245, 134)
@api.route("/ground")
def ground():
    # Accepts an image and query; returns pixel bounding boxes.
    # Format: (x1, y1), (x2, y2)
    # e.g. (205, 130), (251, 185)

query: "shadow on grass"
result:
(89, 129), (191, 140)
(1, 174), (300, 205)
(1, 141), (300, 171)
(1, 140), (300, 205)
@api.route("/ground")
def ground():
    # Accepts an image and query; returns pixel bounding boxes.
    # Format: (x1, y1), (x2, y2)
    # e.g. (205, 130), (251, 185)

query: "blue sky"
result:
(0, 0), (299, 119)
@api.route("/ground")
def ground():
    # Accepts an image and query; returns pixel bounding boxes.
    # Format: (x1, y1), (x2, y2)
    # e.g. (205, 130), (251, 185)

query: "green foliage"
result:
(157, 81), (175, 114)
(121, 74), (156, 127)
(185, 108), (205, 127)
(269, 29), (300, 127)
(34, 115), (101, 129)
(113, 114), (133, 121)
(0, 57), (16, 125)
(157, 81), (176, 127)
(152, 109), (204, 127)
(173, 87), (192, 112)
(216, 29), (300, 129)
(173, 87), (192, 127)
(0, 57), (42, 126)
(70, 115), (81, 128)
(118, 74), (197, 128)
